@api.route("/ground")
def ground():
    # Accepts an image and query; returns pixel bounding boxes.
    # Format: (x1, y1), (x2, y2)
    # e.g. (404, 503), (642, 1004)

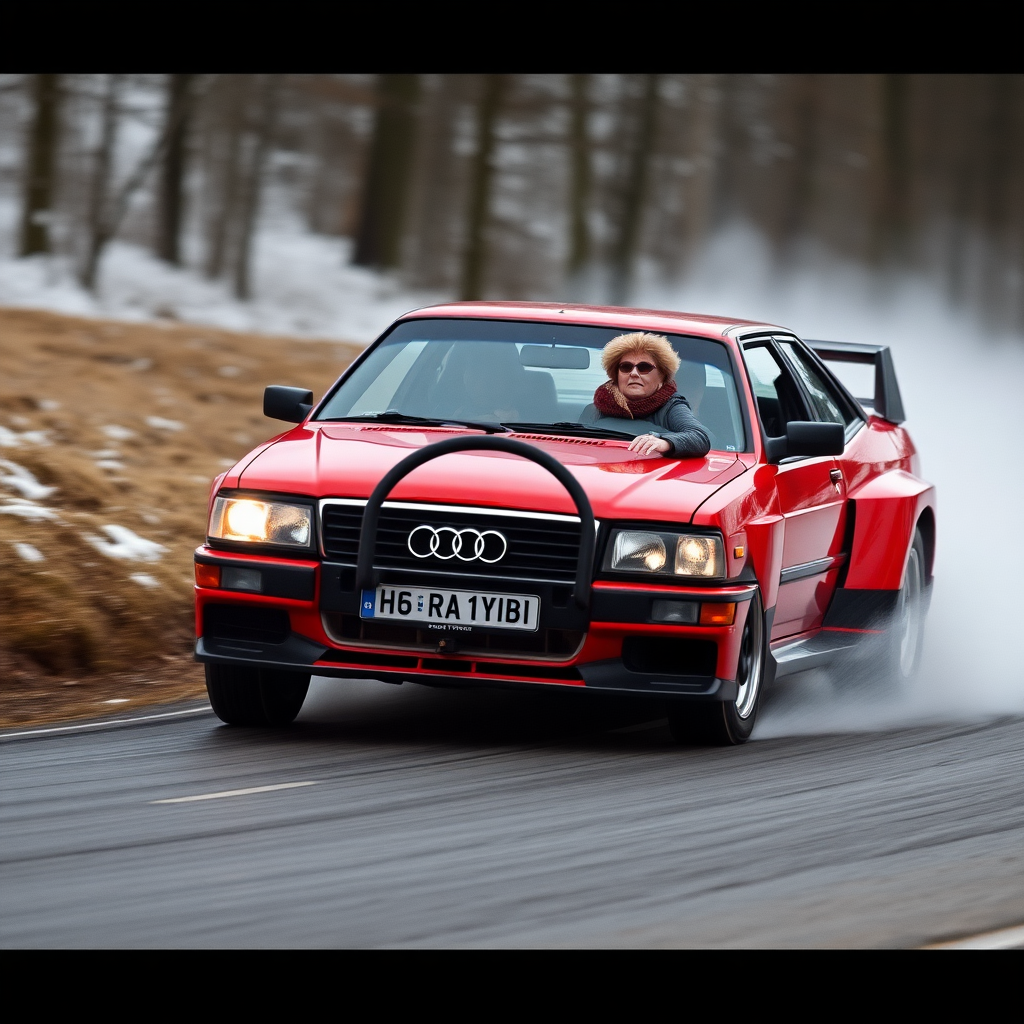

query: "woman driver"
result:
(580, 332), (711, 458)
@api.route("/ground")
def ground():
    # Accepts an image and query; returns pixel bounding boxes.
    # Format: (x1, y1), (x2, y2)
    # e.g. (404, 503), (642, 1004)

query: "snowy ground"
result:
(0, 227), (445, 345)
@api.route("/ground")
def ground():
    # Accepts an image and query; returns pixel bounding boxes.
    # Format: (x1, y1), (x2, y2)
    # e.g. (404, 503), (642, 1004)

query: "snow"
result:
(0, 214), (445, 345)
(84, 524), (167, 561)
(129, 573), (160, 588)
(145, 416), (183, 431)
(0, 424), (50, 447)
(12, 541), (44, 562)
(0, 459), (57, 500)
(101, 425), (135, 441)
(0, 499), (59, 521)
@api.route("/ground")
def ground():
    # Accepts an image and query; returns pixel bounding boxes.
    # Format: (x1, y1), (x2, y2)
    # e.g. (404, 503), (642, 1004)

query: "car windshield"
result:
(315, 318), (747, 452)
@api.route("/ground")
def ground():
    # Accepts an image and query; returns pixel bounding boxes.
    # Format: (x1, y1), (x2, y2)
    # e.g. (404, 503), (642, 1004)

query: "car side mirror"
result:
(764, 421), (844, 464)
(264, 385), (313, 423)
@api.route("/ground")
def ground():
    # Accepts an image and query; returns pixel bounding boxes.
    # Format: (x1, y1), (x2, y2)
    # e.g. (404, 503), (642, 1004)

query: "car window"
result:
(742, 343), (807, 437)
(778, 341), (860, 430)
(317, 319), (749, 452)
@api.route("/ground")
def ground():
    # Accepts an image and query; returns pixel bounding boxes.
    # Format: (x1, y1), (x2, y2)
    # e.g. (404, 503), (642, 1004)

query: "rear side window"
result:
(742, 343), (807, 437)
(778, 341), (860, 431)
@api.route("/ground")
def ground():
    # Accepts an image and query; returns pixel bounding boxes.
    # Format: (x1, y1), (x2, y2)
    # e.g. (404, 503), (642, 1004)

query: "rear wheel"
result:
(893, 530), (927, 681)
(837, 528), (928, 691)
(668, 593), (767, 746)
(205, 664), (310, 726)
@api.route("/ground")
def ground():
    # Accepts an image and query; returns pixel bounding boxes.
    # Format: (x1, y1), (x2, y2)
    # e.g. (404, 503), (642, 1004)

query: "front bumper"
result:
(193, 548), (755, 701)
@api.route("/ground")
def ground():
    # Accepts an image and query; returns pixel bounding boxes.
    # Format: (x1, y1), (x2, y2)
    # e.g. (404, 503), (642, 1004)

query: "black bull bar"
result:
(353, 435), (596, 611)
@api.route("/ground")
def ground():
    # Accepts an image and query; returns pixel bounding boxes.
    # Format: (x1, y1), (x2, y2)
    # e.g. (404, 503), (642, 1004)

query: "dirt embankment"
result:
(0, 307), (358, 727)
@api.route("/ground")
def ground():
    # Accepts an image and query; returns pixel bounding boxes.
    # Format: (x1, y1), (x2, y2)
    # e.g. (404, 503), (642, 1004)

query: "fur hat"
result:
(601, 332), (681, 381)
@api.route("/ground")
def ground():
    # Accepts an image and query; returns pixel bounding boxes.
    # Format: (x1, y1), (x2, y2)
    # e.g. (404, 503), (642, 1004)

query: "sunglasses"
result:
(618, 361), (657, 374)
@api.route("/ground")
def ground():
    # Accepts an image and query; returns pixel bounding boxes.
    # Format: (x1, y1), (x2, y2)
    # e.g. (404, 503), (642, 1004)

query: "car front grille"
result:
(321, 502), (582, 583)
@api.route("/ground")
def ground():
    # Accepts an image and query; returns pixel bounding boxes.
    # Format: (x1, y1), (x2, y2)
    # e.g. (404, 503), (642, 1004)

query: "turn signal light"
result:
(699, 602), (736, 626)
(195, 563), (221, 588)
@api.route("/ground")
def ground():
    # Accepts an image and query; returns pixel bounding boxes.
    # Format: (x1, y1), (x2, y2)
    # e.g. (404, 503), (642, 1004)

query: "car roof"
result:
(395, 300), (789, 343)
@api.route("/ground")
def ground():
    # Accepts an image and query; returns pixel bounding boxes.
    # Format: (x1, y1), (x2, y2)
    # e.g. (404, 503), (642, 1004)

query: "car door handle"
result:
(830, 469), (843, 488)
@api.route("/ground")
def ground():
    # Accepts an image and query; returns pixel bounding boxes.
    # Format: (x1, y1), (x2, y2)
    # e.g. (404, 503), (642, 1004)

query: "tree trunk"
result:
(565, 73), (593, 292)
(205, 75), (247, 280)
(609, 74), (660, 306)
(779, 74), (820, 260)
(157, 74), (194, 265)
(81, 74), (121, 290)
(233, 75), (279, 301)
(352, 74), (420, 269)
(19, 74), (62, 257)
(459, 75), (505, 301)
(873, 73), (912, 266)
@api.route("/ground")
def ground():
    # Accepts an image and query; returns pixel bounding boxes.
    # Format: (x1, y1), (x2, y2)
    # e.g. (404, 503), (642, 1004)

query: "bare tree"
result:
(19, 74), (63, 256)
(80, 74), (121, 289)
(405, 75), (471, 290)
(565, 73), (593, 292)
(233, 75), (280, 301)
(204, 75), (248, 280)
(778, 74), (821, 260)
(353, 74), (420, 269)
(873, 73), (912, 266)
(156, 74), (194, 265)
(609, 74), (660, 305)
(460, 74), (505, 301)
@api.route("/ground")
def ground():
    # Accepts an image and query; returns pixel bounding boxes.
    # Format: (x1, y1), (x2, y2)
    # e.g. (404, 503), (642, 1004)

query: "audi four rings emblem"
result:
(407, 525), (508, 563)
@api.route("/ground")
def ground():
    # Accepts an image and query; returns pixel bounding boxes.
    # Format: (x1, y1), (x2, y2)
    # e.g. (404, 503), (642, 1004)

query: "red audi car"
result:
(193, 302), (935, 744)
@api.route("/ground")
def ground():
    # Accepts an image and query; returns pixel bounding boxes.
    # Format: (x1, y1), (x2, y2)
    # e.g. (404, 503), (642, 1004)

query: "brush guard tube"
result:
(354, 436), (596, 611)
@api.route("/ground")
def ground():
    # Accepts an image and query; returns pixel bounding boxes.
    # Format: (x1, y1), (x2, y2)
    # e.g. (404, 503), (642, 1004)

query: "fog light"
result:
(222, 566), (262, 592)
(195, 563), (220, 588)
(699, 602), (736, 626)
(651, 599), (699, 623)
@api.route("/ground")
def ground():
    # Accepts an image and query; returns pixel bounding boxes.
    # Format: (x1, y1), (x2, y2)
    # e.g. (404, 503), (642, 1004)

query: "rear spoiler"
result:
(805, 340), (906, 425)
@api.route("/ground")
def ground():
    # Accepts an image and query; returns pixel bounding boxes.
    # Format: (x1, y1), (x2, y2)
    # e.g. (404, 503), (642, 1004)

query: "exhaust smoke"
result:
(638, 227), (1024, 735)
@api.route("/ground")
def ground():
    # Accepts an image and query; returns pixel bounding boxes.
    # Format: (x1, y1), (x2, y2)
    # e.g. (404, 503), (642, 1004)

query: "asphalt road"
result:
(3, 675), (1023, 948)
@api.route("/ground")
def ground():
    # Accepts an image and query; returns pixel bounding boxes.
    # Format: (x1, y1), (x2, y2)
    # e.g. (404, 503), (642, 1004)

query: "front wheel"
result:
(668, 592), (767, 746)
(205, 664), (310, 726)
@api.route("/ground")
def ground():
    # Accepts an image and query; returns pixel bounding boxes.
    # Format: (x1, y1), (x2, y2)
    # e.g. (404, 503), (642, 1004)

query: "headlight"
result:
(605, 528), (724, 578)
(208, 496), (312, 549)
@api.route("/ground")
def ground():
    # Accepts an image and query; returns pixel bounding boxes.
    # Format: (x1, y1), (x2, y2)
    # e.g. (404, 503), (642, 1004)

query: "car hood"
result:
(234, 424), (750, 523)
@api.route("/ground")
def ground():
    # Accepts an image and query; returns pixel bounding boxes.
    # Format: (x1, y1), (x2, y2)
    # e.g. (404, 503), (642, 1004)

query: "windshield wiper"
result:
(501, 421), (635, 440)
(321, 411), (509, 434)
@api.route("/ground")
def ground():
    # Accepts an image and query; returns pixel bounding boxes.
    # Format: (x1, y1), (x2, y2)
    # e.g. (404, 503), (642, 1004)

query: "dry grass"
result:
(0, 307), (359, 728)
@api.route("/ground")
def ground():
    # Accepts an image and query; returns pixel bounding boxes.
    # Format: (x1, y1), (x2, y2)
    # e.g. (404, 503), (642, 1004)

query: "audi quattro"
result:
(193, 302), (935, 744)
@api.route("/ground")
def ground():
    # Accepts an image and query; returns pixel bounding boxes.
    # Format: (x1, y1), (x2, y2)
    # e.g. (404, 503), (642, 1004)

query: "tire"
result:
(205, 664), (310, 727)
(667, 592), (767, 746)
(838, 528), (928, 691)
(259, 669), (311, 726)
(886, 528), (928, 684)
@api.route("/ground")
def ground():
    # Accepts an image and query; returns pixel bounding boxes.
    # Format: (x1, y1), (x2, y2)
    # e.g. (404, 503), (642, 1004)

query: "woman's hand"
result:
(627, 434), (671, 456)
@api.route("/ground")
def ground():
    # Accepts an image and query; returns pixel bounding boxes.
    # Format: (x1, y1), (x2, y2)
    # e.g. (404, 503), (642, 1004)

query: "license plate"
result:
(360, 586), (540, 632)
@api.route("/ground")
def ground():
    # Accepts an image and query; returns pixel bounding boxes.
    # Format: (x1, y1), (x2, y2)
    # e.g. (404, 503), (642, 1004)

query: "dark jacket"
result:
(579, 394), (712, 458)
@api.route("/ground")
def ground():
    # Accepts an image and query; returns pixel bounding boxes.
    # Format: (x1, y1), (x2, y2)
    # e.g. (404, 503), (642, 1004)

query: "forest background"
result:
(1, 73), (1023, 727)
(1, 73), (1022, 332)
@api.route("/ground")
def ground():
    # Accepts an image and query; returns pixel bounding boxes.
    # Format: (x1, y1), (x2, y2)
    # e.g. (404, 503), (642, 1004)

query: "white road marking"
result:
(151, 781), (318, 805)
(0, 705), (211, 741)
(925, 924), (1024, 949)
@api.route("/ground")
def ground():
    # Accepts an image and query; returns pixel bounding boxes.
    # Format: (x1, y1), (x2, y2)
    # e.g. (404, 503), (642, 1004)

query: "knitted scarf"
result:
(593, 378), (677, 420)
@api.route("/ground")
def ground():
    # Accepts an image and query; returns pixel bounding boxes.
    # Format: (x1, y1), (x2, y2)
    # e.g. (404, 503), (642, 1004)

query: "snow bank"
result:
(0, 459), (56, 500)
(83, 524), (167, 562)
(0, 217), (445, 345)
